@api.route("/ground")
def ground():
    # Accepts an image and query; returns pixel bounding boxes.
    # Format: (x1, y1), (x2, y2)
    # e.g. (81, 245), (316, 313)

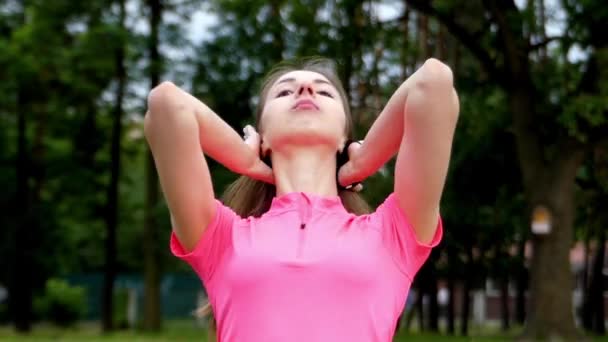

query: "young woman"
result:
(144, 57), (459, 342)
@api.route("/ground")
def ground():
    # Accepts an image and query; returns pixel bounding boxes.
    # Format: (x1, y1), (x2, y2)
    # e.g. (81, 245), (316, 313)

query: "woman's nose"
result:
(297, 83), (315, 96)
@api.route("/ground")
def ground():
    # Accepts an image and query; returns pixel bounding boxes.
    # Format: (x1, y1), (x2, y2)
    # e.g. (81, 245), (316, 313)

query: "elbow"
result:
(406, 59), (460, 124)
(413, 58), (454, 93)
(144, 81), (188, 141)
(144, 81), (188, 130)
(147, 81), (180, 114)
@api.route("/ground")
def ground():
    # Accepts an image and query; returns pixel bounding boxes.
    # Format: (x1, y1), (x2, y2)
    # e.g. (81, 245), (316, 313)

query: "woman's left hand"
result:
(338, 140), (366, 192)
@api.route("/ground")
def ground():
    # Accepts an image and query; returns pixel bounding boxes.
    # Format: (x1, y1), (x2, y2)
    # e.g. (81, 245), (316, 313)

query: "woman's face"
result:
(260, 70), (347, 155)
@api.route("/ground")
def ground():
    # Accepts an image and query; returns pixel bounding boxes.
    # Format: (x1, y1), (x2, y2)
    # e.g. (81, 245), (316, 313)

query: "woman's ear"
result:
(260, 134), (271, 157)
(261, 136), (272, 168)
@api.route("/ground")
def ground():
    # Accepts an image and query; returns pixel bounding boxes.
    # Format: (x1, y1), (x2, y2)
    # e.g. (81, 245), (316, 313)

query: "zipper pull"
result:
(300, 223), (306, 229)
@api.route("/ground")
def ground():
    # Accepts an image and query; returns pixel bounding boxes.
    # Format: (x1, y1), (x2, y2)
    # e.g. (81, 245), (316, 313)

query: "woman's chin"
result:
(271, 130), (342, 150)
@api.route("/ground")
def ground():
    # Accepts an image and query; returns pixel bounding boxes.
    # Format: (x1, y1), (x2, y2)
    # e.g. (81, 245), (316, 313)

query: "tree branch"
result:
(404, 0), (504, 82)
(529, 36), (563, 50)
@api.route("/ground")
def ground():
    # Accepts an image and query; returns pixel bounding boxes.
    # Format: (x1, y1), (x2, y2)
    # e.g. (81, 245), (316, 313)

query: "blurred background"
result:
(0, 0), (607, 340)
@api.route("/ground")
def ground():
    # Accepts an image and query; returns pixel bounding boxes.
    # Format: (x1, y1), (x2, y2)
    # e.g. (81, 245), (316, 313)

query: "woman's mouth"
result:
(292, 99), (319, 110)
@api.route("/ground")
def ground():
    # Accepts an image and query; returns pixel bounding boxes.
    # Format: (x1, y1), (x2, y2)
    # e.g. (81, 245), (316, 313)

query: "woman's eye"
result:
(319, 90), (334, 98)
(277, 90), (292, 97)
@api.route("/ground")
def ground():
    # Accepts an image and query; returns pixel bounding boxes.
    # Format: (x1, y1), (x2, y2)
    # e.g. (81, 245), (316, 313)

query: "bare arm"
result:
(144, 81), (273, 251)
(342, 59), (459, 243)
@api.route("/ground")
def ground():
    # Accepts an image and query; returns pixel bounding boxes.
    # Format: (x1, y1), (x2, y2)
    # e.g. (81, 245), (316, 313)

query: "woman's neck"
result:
(271, 146), (339, 198)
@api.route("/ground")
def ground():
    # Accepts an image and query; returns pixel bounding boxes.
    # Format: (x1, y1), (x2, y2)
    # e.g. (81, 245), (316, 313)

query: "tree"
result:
(2, 0), (119, 331)
(404, 0), (608, 338)
(142, 0), (163, 331)
(101, 0), (128, 332)
(578, 146), (608, 335)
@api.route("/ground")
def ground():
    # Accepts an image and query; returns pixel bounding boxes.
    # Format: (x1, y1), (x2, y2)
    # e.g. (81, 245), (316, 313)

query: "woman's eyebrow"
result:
(275, 77), (331, 86)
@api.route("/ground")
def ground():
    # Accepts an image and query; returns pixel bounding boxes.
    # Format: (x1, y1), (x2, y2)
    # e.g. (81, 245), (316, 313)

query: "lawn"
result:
(1, 320), (607, 341)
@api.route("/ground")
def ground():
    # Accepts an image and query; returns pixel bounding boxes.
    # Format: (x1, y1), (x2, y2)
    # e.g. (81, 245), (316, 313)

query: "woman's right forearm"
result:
(148, 81), (260, 175)
(191, 97), (260, 175)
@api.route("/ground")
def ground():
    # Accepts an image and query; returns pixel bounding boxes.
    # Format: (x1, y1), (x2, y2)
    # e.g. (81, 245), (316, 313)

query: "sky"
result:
(121, 0), (586, 108)
(183, 0), (585, 62)
(120, 0), (588, 133)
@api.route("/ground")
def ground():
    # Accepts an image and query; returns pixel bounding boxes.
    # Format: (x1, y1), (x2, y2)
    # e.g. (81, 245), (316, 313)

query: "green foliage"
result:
(34, 278), (87, 327)
(0, 0), (606, 333)
(438, 72), (527, 284)
(561, 95), (608, 142)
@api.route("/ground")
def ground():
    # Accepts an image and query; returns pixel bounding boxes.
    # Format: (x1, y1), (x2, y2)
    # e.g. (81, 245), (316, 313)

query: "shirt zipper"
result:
(296, 194), (310, 258)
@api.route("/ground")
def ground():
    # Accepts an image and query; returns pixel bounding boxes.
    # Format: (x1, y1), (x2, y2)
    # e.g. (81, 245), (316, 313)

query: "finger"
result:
(243, 134), (255, 148)
(246, 125), (259, 138)
(243, 127), (261, 151)
(243, 125), (258, 140)
(347, 140), (363, 158)
(337, 161), (354, 187)
(255, 161), (274, 184)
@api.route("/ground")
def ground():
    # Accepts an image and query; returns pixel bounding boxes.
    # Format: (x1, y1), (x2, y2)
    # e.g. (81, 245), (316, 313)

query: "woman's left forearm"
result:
(353, 66), (423, 177)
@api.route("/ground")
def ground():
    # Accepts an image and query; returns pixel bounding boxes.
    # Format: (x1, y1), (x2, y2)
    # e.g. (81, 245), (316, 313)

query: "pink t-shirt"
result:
(170, 192), (442, 342)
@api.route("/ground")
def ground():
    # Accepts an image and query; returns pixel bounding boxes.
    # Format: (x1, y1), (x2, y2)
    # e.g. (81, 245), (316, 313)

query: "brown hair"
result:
(196, 57), (371, 334)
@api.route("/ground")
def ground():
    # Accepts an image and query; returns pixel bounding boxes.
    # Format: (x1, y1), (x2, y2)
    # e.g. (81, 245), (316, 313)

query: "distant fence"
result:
(65, 273), (205, 320)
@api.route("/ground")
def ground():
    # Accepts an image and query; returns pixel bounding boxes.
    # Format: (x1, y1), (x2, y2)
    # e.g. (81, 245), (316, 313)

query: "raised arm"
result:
(144, 81), (273, 252)
(339, 59), (459, 243)
(394, 59), (458, 243)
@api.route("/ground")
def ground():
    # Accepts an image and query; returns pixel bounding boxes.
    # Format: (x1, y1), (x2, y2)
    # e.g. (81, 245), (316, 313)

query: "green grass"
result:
(1, 320), (608, 341)
(0, 320), (207, 342)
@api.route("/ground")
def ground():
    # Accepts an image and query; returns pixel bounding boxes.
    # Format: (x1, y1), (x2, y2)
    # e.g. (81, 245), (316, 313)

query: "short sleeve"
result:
(170, 199), (239, 283)
(367, 193), (443, 280)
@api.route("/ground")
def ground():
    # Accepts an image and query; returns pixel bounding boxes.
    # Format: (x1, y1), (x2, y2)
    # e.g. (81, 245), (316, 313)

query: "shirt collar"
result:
(269, 191), (345, 213)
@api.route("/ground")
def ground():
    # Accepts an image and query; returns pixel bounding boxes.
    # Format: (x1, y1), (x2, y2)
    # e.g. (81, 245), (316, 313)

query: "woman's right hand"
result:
(242, 125), (274, 184)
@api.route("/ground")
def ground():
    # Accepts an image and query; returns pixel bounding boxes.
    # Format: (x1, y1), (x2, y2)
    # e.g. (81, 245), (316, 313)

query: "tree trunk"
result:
(511, 86), (584, 338)
(370, 38), (383, 118)
(524, 183), (581, 339)
(446, 248), (455, 335)
(10, 2), (33, 332)
(536, 0), (547, 60)
(143, 0), (162, 331)
(515, 238), (527, 325)
(403, 288), (420, 331)
(586, 228), (606, 334)
(428, 253), (439, 332)
(340, 1), (363, 106)
(446, 275), (455, 334)
(399, 3), (410, 80)
(417, 12), (429, 63)
(11, 83), (33, 334)
(101, 0), (127, 332)
(344, 1), (364, 121)
(416, 283), (425, 331)
(583, 230), (590, 297)
(268, 0), (284, 63)
(500, 272), (510, 331)
(429, 282), (439, 332)
(437, 21), (447, 61)
(460, 246), (472, 336)
(522, 166), (582, 337)
(582, 232), (592, 330)
(414, 256), (439, 332)
(143, 151), (161, 330)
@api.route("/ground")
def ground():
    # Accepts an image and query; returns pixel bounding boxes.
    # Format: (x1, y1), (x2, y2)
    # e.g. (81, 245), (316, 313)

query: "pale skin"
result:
(144, 58), (459, 252)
